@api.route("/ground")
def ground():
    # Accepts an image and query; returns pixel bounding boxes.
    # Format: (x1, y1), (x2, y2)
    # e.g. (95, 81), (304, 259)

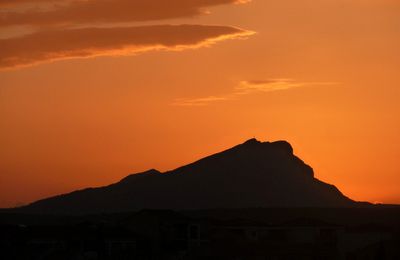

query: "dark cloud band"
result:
(0, 0), (245, 27)
(0, 24), (253, 69)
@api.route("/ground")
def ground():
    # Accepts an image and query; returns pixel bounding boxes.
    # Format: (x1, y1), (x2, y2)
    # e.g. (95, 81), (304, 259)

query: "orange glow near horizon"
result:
(1, 0), (400, 207)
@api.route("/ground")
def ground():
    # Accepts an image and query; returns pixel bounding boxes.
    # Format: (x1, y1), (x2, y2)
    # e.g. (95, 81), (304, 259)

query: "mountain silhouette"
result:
(17, 139), (360, 215)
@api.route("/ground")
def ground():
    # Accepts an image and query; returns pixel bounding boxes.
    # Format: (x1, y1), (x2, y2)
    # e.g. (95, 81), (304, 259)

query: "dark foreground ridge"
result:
(15, 139), (365, 215)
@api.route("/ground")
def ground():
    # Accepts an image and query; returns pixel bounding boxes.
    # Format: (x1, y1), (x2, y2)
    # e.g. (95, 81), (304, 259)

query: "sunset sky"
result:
(1, 0), (399, 208)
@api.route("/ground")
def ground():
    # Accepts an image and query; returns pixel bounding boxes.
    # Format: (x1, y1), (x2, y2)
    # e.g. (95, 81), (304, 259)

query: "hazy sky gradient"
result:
(1, 0), (399, 207)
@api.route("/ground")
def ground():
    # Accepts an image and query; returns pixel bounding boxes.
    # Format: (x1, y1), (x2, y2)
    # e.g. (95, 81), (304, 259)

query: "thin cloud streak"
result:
(173, 79), (339, 106)
(0, 0), (248, 27)
(0, 24), (254, 69)
(172, 96), (233, 106)
(236, 79), (338, 94)
(0, 0), (59, 6)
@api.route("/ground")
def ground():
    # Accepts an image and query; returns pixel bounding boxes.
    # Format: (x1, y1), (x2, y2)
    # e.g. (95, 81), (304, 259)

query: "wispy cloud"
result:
(173, 79), (338, 106)
(237, 79), (306, 92)
(0, 0), (250, 8)
(0, 24), (253, 70)
(0, 0), (249, 27)
(0, 0), (253, 69)
(0, 0), (57, 7)
(236, 79), (338, 94)
(172, 96), (233, 106)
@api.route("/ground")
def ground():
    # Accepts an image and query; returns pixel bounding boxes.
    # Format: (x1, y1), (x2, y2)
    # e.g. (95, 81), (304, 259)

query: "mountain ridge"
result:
(13, 139), (369, 215)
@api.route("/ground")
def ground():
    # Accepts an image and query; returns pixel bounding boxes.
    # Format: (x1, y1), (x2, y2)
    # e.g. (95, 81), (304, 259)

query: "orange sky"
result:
(1, 0), (399, 207)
